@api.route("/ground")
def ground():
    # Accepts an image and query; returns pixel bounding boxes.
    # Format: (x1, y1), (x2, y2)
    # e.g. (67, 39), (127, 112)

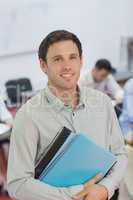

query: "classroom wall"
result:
(0, 0), (133, 91)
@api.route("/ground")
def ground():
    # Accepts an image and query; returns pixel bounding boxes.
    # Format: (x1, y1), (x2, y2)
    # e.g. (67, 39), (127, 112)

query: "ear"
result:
(39, 58), (48, 74)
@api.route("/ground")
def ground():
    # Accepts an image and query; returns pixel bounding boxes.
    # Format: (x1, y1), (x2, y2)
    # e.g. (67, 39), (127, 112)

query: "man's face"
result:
(40, 40), (82, 92)
(92, 68), (110, 83)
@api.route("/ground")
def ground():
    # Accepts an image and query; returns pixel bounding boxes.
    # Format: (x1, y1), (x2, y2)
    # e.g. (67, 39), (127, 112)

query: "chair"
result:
(5, 78), (33, 107)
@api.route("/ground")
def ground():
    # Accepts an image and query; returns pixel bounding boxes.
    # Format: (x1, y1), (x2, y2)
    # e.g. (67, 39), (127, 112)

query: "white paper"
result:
(0, 123), (10, 135)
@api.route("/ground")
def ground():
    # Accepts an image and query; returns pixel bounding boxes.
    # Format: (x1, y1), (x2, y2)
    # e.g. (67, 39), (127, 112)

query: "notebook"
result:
(35, 127), (116, 187)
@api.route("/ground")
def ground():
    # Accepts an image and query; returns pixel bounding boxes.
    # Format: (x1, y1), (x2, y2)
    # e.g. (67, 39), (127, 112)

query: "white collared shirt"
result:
(7, 86), (127, 200)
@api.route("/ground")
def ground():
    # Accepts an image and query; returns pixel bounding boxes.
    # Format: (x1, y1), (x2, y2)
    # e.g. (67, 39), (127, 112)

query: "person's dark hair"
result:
(38, 30), (82, 61)
(95, 59), (113, 73)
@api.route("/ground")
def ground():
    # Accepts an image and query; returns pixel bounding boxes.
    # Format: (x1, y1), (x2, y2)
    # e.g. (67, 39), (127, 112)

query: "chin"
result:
(62, 84), (76, 90)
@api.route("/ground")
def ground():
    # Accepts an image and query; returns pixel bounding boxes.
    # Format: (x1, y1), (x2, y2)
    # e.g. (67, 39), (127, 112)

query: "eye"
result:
(54, 57), (62, 62)
(54, 58), (60, 61)
(70, 55), (77, 60)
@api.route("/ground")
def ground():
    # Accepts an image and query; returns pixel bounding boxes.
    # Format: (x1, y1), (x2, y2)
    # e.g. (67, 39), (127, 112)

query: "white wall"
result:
(0, 52), (47, 92)
(0, 0), (133, 92)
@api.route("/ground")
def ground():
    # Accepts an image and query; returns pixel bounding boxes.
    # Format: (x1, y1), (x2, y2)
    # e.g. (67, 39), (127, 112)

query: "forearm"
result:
(8, 177), (83, 200)
(100, 97), (128, 199)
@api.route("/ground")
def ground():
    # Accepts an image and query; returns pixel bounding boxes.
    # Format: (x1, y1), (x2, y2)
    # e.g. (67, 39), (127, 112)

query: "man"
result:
(7, 30), (127, 200)
(119, 78), (133, 145)
(79, 59), (124, 104)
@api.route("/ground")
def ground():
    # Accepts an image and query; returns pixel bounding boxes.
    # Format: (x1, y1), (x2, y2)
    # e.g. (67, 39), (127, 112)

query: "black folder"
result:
(35, 127), (71, 179)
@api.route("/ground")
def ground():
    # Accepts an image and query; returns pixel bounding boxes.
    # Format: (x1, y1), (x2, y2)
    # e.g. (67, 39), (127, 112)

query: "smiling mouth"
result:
(60, 74), (74, 79)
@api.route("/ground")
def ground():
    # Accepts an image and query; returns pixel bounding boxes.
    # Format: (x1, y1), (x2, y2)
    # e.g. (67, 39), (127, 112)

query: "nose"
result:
(62, 59), (71, 71)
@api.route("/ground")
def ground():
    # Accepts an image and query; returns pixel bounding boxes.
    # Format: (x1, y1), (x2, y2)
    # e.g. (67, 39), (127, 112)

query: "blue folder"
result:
(37, 128), (116, 187)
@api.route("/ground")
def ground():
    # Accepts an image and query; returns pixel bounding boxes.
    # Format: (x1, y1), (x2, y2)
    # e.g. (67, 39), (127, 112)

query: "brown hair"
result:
(38, 30), (82, 62)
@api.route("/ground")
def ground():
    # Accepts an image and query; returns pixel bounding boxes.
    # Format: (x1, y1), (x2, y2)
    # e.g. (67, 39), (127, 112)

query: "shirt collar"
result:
(44, 85), (85, 112)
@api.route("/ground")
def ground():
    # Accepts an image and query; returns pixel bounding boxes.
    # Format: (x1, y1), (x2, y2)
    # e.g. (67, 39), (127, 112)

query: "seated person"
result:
(79, 59), (124, 104)
(119, 78), (133, 145)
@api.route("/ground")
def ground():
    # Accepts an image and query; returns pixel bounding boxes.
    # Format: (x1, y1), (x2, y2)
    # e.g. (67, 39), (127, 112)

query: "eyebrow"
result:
(52, 55), (62, 59)
(51, 53), (79, 60)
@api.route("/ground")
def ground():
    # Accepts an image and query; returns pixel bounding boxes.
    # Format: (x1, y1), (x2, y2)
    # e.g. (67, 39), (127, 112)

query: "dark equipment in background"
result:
(5, 78), (33, 106)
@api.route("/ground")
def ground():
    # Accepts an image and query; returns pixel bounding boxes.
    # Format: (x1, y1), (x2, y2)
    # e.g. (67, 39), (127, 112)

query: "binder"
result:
(35, 127), (116, 187)
(35, 127), (71, 179)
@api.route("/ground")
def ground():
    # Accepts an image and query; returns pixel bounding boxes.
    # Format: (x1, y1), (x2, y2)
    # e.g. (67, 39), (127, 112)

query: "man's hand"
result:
(73, 173), (108, 200)
(73, 184), (108, 200)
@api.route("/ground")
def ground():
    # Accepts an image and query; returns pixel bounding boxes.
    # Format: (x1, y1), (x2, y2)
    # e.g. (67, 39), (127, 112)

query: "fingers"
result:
(73, 189), (88, 199)
(72, 180), (95, 200)
(73, 173), (103, 200)
(84, 173), (103, 188)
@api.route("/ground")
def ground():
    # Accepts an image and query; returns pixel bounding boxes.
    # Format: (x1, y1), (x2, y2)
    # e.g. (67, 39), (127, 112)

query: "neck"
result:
(48, 83), (79, 110)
